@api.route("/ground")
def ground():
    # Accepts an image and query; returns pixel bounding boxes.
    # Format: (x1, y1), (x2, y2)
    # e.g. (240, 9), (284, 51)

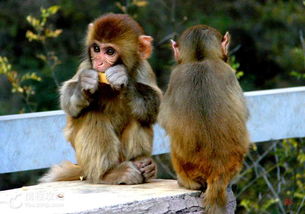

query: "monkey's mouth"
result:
(97, 63), (104, 68)
(95, 63), (106, 72)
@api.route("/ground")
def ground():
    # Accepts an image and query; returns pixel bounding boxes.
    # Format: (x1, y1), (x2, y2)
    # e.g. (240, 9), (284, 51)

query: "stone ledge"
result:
(0, 179), (236, 214)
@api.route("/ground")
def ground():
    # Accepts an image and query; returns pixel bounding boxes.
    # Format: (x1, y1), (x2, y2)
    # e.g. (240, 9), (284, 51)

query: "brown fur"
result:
(40, 14), (161, 184)
(158, 25), (249, 214)
(86, 13), (144, 73)
(39, 161), (83, 182)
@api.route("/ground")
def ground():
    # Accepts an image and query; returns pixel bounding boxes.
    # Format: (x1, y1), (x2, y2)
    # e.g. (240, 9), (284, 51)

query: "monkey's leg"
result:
(121, 120), (156, 182)
(74, 117), (122, 184)
(72, 115), (146, 185)
(171, 154), (202, 190)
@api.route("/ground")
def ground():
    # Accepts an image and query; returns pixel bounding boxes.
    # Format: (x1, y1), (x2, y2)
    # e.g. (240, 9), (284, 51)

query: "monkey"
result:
(158, 25), (250, 214)
(39, 13), (162, 185)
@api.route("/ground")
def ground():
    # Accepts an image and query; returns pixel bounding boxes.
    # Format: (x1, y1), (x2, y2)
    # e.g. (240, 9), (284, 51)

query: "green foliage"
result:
(0, 0), (303, 113)
(229, 55), (244, 79)
(116, 0), (149, 16)
(290, 31), (305, 80)
(26, 6), (62, 42)
(0, 5), (63, 113)
(0, 56), (41, 112)
(26, 5), (62, 87)
(236, 139), (305, 213)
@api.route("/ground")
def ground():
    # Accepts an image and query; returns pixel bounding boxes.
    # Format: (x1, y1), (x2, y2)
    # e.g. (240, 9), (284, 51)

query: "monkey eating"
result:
(158, 25), (250, 214)
(40, 14), (162, 185)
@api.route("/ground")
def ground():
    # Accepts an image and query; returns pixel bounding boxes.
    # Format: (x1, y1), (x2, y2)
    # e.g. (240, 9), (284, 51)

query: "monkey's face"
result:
(90, 40), (120, 73)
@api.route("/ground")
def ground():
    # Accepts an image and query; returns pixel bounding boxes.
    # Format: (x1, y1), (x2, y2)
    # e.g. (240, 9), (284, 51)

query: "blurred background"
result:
(0, 0), (304, 213)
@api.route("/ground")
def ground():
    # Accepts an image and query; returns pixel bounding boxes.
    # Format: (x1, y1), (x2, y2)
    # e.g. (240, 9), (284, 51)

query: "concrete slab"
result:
(0, 179), (236, 214)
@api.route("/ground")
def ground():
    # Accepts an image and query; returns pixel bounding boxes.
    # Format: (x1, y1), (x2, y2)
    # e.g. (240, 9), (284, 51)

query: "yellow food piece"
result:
(99, 72), (109, 84)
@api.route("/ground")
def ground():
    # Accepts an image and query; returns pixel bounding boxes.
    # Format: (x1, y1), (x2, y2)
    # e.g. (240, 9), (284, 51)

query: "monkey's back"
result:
(159, 59), (249, 178)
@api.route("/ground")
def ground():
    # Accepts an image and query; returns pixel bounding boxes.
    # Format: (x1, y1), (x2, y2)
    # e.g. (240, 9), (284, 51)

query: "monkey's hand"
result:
(134, 157), (157, 182)
(79, 69), (99, 94)
(105, 64), (128, 90)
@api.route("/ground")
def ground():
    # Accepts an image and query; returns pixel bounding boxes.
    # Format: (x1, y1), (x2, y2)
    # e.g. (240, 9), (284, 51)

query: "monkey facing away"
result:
(158, 25), (250, 214)
(40, 14), (162, 184)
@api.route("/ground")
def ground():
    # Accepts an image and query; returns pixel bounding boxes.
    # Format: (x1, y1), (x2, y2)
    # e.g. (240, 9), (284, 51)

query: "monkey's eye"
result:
(93, 43), (100, 53)
(105, 47), (116, 56)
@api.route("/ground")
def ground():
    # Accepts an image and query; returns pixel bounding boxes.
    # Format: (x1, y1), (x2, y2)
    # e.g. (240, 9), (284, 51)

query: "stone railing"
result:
(1, 87), (305, 213)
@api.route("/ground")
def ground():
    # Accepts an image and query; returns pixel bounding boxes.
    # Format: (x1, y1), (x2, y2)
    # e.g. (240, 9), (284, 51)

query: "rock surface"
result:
(0, 179), (236, 214)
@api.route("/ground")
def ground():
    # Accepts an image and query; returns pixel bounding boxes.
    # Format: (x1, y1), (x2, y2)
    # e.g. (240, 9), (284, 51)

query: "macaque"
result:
(158, 25), (250, 214)
(40, 14), (162, 184)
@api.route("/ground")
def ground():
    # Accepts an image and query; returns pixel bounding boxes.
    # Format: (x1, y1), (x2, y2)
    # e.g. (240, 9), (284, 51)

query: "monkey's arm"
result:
(105, 64), (128, 90)
(60, 78), (90, 117)
(128, 61), (162, 124)
(61, 61), (128, 117)
(104, 61), (161, 124)
(60, 60), (96, 117)
(128, 83), (161, 124)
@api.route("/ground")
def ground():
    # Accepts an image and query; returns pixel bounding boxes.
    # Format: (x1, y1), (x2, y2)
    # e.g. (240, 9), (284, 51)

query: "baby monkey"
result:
(158, 25), (250, 214)
(40, 14), (161, 185)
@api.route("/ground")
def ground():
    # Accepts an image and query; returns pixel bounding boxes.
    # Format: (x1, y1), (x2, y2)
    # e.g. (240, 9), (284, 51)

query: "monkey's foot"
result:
(177, 175), (202, 190)
(118, 164), (144, 185)
(133, 157), (157, 182)
(102, 162), (144, 185)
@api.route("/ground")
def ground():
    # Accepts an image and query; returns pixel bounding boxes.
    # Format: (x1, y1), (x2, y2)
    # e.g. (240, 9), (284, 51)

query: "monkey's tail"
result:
(39, 161), (83, 183)
(203, 178), (228, 214)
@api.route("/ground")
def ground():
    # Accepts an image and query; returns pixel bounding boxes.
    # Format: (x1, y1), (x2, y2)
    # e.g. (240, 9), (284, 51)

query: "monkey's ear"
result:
(170, 39), (180, 62)
(86, 23), (94, 45)
(138, 35), (153, 59)
(222, 32), (231, 56)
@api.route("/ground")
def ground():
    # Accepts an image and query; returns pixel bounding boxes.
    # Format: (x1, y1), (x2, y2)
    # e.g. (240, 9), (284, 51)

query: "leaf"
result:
(0, 56), (12, 74)
(298, 153), (305, 163)
(251, 144), (258, 151)
(47, 5), (60, 15)
(26, 30), (45, 42)
(240, 199), (252, 210)
(294, 192), (305, 199)
(40, 8), (47, 16)
(22, 86), (34, 95)
(44, 29), (62, 38)
(115, 2), (127, 13)
(21, 73), (42, 82)
(262, 198), (279, 209)
(36, 54), (47, 62)
(12, 83), (24, 93)
(26, 16), (41, 28)
(236, 71), (244, 79)
(132, 0), (148, 7)
(7, 71), (17, 82)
